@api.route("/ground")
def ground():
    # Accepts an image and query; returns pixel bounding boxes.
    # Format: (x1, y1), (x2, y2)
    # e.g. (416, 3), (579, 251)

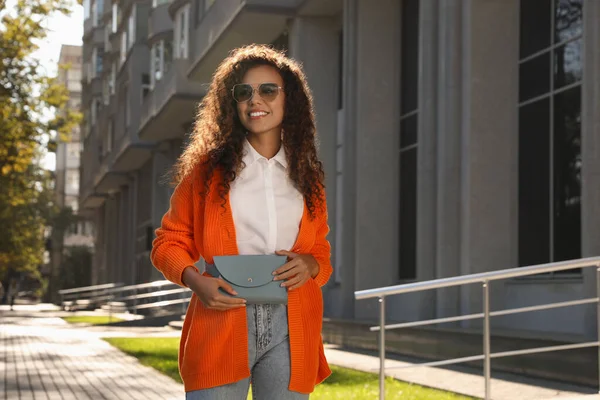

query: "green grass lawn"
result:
(62, 316), (125, 325)
(104, 337), (474, 400)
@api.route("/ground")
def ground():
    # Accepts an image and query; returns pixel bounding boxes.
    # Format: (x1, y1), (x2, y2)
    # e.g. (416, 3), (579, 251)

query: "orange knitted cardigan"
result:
(151, 163), (333, 394)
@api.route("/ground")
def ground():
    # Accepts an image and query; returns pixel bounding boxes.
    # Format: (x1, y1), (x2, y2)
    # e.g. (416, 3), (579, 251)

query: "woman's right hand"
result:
(182, 267), (247, 311)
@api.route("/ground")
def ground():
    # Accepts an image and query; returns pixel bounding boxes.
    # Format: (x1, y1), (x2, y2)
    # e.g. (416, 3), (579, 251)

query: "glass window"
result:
(153, 0), (171, 6)
(67, 143), (80, 158)
(67, 170), (80, 192)
(554, 0), (583, 43)
(553, 86), (581, 262)
(519, 0), (551, 58)
(398, 0), (419, 281)
(175, 6), (189, 59)
(519, 53), (550, 102)
(518, 0), (583, 271)
(554, 38), (582, 89)
(109, 62), (116, 95)
(120, 32), (127, 65)
(112, 3), (118, 33)
(84, 0), (91, 20)
(164, 40), (173, 73)
(518, 98), (551, 267)
(399, 147), (417, 280)
(95, 47), (104, 76)
(96, 0), (104, 24)
(127, 7), (136, 49)
(91, 0), (97, 26)
(151, 42), (162, 84)
(142, 73), (151, 99)
(400, 0), (419, 115)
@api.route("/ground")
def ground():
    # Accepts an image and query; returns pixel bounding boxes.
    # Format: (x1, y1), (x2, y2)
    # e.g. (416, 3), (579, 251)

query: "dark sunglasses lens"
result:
(234, 85), (253, 102)
(259, 83), (279, 100)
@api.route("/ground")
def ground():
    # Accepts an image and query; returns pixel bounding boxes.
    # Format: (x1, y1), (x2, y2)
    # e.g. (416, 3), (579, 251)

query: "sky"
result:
(36, 3), (84, 171)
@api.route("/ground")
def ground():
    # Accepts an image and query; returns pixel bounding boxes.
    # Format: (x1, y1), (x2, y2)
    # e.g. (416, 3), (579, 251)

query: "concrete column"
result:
(149, 142), (181, 281)
(339, 0), (359, 319)
(91, 206), (103, 285)
(455, 0), (519, 324)
(130, 172), (139, 286)
(582, 1), (600, 340)
(288, 15), (340, 316)
(416, 0), (440, 321)
(353, 0), (401, 320)
(434, 0), (464, 319)
(120, 184), (131, 285)
(114, 191), (123, 284)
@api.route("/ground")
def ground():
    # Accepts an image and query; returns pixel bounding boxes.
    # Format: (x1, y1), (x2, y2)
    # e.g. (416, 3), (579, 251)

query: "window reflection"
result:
(555, 0), (583, 43)
(554, 38), (582, 89)
(518, 0), (583, 269)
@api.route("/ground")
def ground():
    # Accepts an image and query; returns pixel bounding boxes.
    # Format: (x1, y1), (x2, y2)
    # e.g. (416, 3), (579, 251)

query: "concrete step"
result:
(168, 320), (183, 330)
(323, 318), (599, 388)
(100, 303), (128, 313)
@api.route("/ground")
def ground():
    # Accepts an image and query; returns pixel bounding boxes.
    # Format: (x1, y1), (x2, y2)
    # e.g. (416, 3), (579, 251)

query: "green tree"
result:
(0, 0), (81, 297)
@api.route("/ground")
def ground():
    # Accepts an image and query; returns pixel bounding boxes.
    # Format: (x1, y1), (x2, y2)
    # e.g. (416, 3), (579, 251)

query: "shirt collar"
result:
(243, 139), (288, 169)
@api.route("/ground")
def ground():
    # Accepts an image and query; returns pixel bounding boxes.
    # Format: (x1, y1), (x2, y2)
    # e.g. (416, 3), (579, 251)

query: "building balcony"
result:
(187, 0), (303, 82)
(139, 59), (205, 142)
(82, 76), (103, 108)
(84, 19), (105, 46)
(148, 3), (173, 41)
(88, 44), (154, 195)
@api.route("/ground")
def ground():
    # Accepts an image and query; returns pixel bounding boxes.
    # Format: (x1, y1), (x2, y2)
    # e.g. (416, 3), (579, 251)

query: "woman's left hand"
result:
(273, 250), (320, 290)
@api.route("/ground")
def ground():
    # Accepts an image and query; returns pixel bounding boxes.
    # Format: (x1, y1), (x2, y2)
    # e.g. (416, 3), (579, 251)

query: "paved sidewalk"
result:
(1, 304), (598, 400)
(1, 314), (184, 400)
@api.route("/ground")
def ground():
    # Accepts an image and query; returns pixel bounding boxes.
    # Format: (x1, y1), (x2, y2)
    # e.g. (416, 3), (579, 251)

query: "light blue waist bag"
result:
(207, 255), (288, 305)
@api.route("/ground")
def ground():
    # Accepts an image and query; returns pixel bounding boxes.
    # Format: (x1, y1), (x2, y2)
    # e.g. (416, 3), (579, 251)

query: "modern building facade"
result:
(50, 45), (94, 292)
(80, 0), (598, 345)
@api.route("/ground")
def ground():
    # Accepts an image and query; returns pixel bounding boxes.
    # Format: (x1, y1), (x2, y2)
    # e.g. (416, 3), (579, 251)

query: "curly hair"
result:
(171, 44), (325, 218)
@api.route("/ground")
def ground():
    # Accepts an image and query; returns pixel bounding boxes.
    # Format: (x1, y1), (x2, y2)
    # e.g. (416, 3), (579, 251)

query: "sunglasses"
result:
(231, 83), (283, 103)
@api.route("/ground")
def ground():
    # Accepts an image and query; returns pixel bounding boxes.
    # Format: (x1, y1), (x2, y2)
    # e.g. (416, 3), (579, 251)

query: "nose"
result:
(248, 91), (264, 107)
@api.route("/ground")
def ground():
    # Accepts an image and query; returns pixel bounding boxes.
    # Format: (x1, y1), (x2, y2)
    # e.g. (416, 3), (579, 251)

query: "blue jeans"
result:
(185, 304), (309, 400)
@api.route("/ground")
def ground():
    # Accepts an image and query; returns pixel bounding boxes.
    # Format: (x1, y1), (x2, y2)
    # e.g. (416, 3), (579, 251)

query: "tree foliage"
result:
(0, 0), (81, 286)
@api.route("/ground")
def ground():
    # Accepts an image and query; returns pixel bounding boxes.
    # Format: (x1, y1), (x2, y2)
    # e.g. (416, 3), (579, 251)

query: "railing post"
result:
(596, 267), (600, 394)
(379, 296), (386, 400)
(133, 287), (138, 315)
(483, 281), (491, 400)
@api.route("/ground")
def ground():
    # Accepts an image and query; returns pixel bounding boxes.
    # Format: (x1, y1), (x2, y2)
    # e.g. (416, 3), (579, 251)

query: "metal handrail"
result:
(354, 257), (600, 400)
(59, 279), (190, 316)
(102, 280), (173, 295)
(58, 282), (124, 295)
(114, 288), (189, 302)
(356, 257), (600, 299)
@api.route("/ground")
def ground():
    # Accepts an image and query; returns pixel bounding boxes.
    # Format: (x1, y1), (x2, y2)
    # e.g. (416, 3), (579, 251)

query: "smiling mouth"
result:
(248, 111), (269, 119)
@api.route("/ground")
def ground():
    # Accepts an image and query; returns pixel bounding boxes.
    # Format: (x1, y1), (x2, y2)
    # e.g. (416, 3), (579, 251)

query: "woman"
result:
(151, 44), (332, 399)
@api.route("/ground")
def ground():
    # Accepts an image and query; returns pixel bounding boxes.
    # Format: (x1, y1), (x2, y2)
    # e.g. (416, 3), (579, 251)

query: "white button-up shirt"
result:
(229, 139), (304, 255)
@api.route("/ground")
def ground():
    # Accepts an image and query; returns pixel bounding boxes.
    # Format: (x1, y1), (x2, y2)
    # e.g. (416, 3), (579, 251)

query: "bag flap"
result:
(213, 255), (287, 288)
